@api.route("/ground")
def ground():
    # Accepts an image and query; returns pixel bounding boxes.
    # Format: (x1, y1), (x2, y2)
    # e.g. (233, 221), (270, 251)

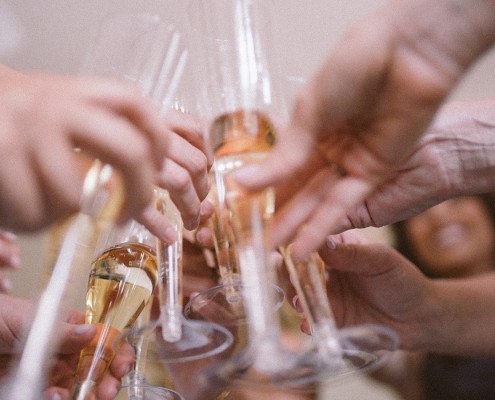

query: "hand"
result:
(0, 294), (133, 399)
(233, 0), (495, 260)
(0, 65), (187, 233)
(305, 231), (433, 351)
(139, 109), (212, 241)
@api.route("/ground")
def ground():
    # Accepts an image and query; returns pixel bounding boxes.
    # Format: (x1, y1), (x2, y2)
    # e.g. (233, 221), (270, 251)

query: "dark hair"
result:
(390, 192), (495, 277)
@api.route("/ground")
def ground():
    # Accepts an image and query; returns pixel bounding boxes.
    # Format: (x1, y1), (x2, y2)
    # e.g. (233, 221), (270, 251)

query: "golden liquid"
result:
(85, 242), (158, 329)
(211, 110), (276, 245)
(210, 109), (276, 157)
(208, 177), (240, 283)
(75, 242), (158, 392)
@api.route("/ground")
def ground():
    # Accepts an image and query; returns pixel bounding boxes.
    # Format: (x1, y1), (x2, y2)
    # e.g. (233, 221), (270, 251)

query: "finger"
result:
(67, 104), (157, 218)
(232, 122), (316, 191)
(108, 341), (134, 378)
(269, 165), (343, 251)
(158, 159), (201, 230)
(162, 132), (210, 200)
(289, 175), (374, 261)
(95, 375), (121, 400)
(163, 108), (213, 168)
(0, 151), (46, 231)
(0, 233), (21, 269)
(32, 135), (88, 223)
(77, 77), (169, 169)
(44, 387), (70, 400)
(0, 274), (13, 293)
(136, 206), (178, 244)
(57, 324), (97, 354)
(300, 318), (312, 336)
(195, 226), (214, 249)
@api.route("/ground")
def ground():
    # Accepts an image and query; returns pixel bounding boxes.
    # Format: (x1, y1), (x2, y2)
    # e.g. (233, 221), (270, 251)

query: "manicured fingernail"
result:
(292, 295), (303, 312)
(326, 238), (336, 250)
(74, 324), (94, 335)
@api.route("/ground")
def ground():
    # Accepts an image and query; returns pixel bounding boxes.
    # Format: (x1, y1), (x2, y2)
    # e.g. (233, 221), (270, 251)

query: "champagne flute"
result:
(187, 0), (399, 390)
(184, 171), (286, 325)
(187, 0), (301, 378)
(72, 218), (160, 400)
(0, 11), (191, 400)
(124, 125), (234, 367)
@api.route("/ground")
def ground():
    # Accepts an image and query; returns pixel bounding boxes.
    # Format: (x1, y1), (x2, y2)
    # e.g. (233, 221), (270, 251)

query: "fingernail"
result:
(109, 382), (120, 399)
(51, 393), (62, 400)
(292, 295), (302, 312)
(0, 278), (12, 293)
(184, 215), (200, 230)
(233, 165), (258, 182)
(326, 238), (336, 250)
(10, 254), (21, 268)
(74, 324), (94, 335)
(163, 226), (179, 243)
(2, 231), (17, 241)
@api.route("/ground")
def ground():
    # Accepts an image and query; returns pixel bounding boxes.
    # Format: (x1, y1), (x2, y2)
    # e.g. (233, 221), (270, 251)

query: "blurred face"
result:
(404, 197), (495, 278)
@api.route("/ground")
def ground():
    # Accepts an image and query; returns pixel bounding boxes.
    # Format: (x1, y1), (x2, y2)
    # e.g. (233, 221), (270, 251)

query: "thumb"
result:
(57, 323), (97, 354)
(233, 123), (315, 191)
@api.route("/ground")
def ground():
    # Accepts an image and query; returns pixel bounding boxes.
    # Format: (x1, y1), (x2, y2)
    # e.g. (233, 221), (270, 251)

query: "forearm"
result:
(390, 0), (495, 82)
(425, 99), (495, 199)
(417, 272), (495, 357)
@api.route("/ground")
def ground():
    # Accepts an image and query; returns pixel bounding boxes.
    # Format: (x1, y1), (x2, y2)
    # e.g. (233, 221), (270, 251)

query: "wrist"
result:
(416, 274), (495, 357)
(388, 0), (495, 84)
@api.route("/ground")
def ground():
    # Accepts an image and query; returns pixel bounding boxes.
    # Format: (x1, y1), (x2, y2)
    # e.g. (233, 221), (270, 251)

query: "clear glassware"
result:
(71, 218), (160, 400)
(1, 11), (189, 400)
(115, 384), (184, 400)
(186, 0), (399, 391)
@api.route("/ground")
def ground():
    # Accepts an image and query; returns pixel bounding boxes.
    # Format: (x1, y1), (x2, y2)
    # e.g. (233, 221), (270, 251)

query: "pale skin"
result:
(233, 0), (495, 260)
(0, 64), (211, 241)
(0, 64), (212, 398)
(0, 294), (133, 400)
(303, 231), (495, 358)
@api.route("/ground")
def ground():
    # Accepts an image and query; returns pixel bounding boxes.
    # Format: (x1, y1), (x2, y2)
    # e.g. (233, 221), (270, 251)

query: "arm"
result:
(234, 0), (495, 260)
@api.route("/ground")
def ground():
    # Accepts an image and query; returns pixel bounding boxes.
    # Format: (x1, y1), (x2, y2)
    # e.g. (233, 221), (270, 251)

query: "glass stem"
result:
(281, 248), (342, 361)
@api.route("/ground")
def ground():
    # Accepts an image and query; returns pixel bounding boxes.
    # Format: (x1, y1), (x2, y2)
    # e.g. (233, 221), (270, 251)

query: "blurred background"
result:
(2, 0), (495, 398)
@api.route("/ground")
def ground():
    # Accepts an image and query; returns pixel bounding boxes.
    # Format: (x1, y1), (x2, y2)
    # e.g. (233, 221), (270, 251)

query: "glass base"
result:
(206, 324), (399, 392)
(128, 317), (234, 364)
(183, 283), (286, 327)
(116, 383), (184, 400)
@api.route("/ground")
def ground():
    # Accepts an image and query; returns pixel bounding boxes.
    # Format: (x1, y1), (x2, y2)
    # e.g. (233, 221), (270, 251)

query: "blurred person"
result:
(233, 0), (495, 261)
(370, 193), (495, 400)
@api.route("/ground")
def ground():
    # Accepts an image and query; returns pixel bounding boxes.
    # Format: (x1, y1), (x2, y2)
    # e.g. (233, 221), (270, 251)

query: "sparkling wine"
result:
(207, 176), (241, 303)
(210, 110), (286, 372)
(211, 109), (276, 244)
(73, 242), (158, 399)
